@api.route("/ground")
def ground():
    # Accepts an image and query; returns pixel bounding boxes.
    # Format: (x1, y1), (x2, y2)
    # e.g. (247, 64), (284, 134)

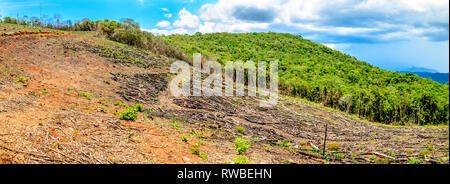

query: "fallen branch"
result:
(297, 150), (325, 159)
(360, 152), (396, 160)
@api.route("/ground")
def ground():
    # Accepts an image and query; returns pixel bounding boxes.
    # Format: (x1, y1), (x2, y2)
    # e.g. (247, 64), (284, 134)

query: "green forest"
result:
(160, 33), (449, 125)
(1, 16), (448, 125)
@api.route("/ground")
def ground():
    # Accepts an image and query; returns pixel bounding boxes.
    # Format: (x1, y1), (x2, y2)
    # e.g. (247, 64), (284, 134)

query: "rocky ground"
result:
(0, 24), (448, 164)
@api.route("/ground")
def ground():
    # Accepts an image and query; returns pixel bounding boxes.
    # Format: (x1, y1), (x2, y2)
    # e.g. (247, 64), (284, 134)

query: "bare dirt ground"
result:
(0, 25), (448, 164)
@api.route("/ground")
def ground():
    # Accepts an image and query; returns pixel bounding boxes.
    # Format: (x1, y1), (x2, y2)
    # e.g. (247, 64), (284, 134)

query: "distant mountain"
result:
(400, 67), (439, 73)
(401, 72), (449, 84)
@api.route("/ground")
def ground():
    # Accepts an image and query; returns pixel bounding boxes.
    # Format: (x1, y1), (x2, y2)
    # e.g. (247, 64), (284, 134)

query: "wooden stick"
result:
(322, 122), (328, 156)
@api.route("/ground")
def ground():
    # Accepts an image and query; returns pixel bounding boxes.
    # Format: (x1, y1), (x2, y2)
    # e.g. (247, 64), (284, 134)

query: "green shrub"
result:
(171, 122), (180, 129)
(134, 103), (144, 112)
(200, 154), (208, 160)
(78, 92), (92, 100)
(120, 107), (138, 121)
(234, 155), (251, 164)
(182, 135), (188, 143)
(190, 145), (200, 156)
(235, 126), (245, 135)
(114, 101), (127, 107)
(14, 76), (28, 86)
(277, 139), (291, 149)
(407, 157), (422, 164)
(328, 142), (341, 152)
(234, 138), (251, 155)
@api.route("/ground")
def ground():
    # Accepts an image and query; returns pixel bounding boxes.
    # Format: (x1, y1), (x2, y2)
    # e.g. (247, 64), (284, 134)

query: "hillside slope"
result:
(161, 33), (449, 125)
(0, 23), (448, 164)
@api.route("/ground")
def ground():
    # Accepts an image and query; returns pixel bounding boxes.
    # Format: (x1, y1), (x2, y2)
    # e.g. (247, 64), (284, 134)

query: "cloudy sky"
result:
(0, 0), (448, 72)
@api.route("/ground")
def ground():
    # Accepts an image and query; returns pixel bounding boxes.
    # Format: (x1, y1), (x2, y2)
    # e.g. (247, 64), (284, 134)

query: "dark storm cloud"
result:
(232, 6), (276, 23)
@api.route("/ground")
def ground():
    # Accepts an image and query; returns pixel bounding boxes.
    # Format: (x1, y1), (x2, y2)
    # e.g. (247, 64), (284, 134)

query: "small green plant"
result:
(190, 144), (200, 156)
(407, 157), (422, 164)
(234, 138), (251, 155)
(134, 103), (144, 112)
(104, 80), (111, 85)
(234, 155), (251, 164)
(171, 122), (180, 129)
(114, 101), (127, 107)
(277, 139), (291, 149)
(334, 153), (345, 159)
(119, 107), (138, 121)
(97, 98), (110, 105)
(264, 145), (271, 152)
(200, 154), (208, 160)
(235, 126), (245, 135)
(328, 142), (341, 152)
(375, 157), (390, 164)
(182, 135), (188, 143)
(14, 76), (28, 85)
(253, 137), (259, 143)
(78, 92), (92, 100)
(41, 89), (50, 96)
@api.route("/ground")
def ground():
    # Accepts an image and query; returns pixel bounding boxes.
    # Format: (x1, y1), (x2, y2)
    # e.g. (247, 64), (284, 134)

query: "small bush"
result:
(235, 126), (245, 135)
(234, 138), (251, 155)
(14, 76), (28, 86)
(190, 145), (200, 156)
(78, 92), (92, 100)
(171, 122), (180, 129)
(114, 101), (127, 107)
(120, 107), (138, 121)
(328, 142), (341, 152)
(277, 139), (291, 149)
(182, 135), (188, 143)
(234, 155), (251, 164)
(199, 154), (208, 160)
(134, 103), (144, 112)
(407, 157), (422, 164)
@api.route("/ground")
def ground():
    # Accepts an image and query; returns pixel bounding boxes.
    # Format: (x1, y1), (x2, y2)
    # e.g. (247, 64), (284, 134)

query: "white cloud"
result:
(173, 8), (201, 29)
(137, 0), (144, 5)
(161, 8), (169, 12)
(164, 13), (172, 18)
(146, 28), (188, 36)
(156, 20), (171, 28)
(323, 43), (351, 51)
(151, 0), (449, 42)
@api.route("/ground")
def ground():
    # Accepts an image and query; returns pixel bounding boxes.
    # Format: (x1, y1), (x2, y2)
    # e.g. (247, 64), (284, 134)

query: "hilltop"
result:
(0, 21), (448, 164)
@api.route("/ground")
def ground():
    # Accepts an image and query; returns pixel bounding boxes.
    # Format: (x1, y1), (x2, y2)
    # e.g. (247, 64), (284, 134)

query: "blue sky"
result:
(0, 0), (449, 72)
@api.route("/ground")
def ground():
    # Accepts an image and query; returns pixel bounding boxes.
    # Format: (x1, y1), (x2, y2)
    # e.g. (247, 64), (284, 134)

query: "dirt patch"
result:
(173, 96), (236, 115)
